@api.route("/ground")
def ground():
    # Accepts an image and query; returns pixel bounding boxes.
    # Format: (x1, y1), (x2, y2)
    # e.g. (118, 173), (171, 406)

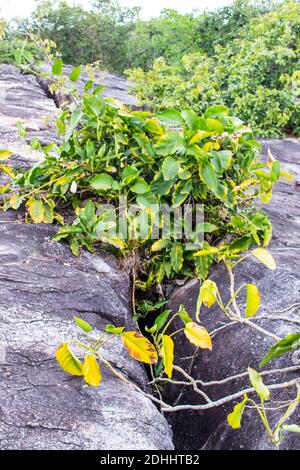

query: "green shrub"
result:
(2, 88), (279, 283)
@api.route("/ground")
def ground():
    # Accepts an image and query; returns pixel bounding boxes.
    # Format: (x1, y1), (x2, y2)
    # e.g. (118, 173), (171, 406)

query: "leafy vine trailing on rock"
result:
(0, 42), (299, 446)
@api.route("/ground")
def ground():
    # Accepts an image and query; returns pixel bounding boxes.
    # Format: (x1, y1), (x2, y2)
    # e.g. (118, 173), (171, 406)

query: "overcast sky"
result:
(1, 0), (234, 19)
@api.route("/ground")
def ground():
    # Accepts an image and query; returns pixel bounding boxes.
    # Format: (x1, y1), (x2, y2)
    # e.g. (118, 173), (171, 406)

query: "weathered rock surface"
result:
(0, 65), (173, 450)
(167, 139), (300, 450)
(37, 64), (139, 108)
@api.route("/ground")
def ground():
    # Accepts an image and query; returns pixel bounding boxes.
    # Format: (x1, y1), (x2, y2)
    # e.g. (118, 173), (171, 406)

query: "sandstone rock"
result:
(166, 139), (300, 450)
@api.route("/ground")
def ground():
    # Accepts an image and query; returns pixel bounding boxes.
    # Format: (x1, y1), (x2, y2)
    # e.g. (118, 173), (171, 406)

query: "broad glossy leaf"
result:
(245, 284), (260, 317)
(177, 305), (193, 325)
(200, 162), (218, 193)
(156, 132), (185, 156)
(82, 355), (101, 386)
(252, 248), (276, 270)
(184, 322), (212, 350)
(136, 192), (158, 208)
(122, 332), (158, 364)
(227, 395), (248, 429)
(204, 105), (228, 118)
(170, 243), (183, 273)
(74, 316), (92, 333)
(157, 108), (184, 126)
(282, 424), (300, 434)
(161, 335), (174, 379)
(151, 239), (170, 252)
(52, 58), (63, 75)
(181, 109), (200, 131)
(131, 178), (150, 194)
(200, 279), (218, 308)
(69, 65), (81, 82)
(56, 343), (83, 376)
(153, 309), (172, 332)
(162, 156), (180, 181)
(9, 194), (23, 210)
(83, 94), (105, 117)
(259, 333), (300, 368)
(248, 367), (270, 401)
(90, 173), (113, 191)
(26, 197), (44, 223)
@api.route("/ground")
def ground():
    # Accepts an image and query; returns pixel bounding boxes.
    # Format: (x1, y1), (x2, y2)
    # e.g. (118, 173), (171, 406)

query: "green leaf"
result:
(177, 304), (193, 325)
(162, 156), (180, 181)
(122, 166), (139, 185)
(105, 324), (125, 335)
(211, 150), (232, 173)
(282, 424), (300, 434)
(136, 192), (158, 208)
(69, 65), (81, 82)
(131, 178), (150, 194)
(156, 132), (186, 156)
(90, 173), (114, 191)
(157, 108), (184, 126)
(227, 395), (248, 429)
(245, 284), (260, 317)
(181, 109), (200, 131)
(248, 367), (270, 401)
(170, 243), (183, 273)
(200, 162), (218, 193)
(204, 105), (228, 118)
(196, 222), (218, 233)
(52, 58), (63, 75)
(83, 94), (105, 117)
(153, 309), (172, 332)
(259, 333), (300, 368)
(56, 343), (83, 376)
(74, 316), (92, 333)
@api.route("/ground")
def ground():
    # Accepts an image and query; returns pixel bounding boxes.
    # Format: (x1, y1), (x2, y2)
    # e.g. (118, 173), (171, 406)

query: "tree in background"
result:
(18, 0), (140, 74)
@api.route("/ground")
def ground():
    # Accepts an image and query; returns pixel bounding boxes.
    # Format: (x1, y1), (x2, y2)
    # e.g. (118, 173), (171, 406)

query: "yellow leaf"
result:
(245, 284), (260, 317)
(122, 331), (158, 364)
(200, 279), (218, 308)
(0, 150), (12, 161)
(0, 164), (15, 178)
(54, 212), (65, 225)
(9, 193), (23, 210)
(82, 355), (102, 387)
(193, 247), (218, 257)
(56, 343), (83, 376)
(161, 335), (174, 379)
(252, 248), (276, 270)
(26, 197), (45, 223)
(203, 141), (213, 151)
(101, 236), (125, 250)
(184, 322), (212, 350)
(189, 130), (212, 145)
